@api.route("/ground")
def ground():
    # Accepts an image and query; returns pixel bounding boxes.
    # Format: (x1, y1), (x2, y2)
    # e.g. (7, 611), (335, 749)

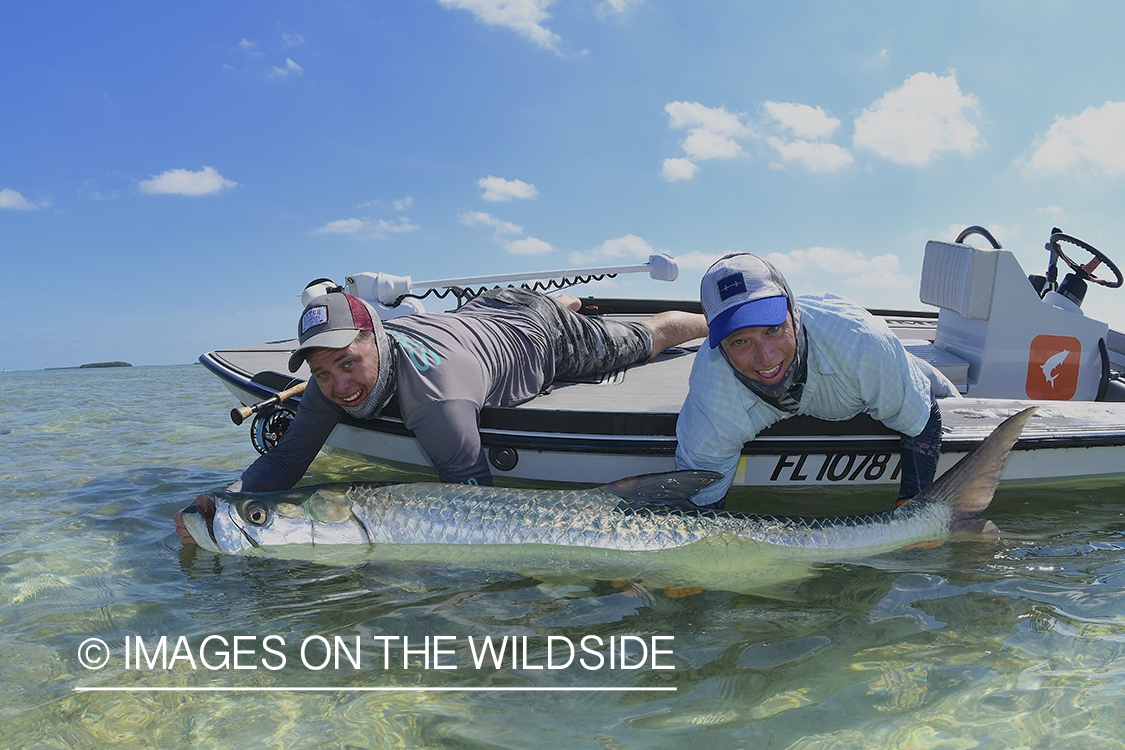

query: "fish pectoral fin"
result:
(600, 470), (723, 505)
(900, 519), (1001, 550)
(611, 579), (658, 607)
(897, 539), (945, 551)
(951, 519), (1002, 536)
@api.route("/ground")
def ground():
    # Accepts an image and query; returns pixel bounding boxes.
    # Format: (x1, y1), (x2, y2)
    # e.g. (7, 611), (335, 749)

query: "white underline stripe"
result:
(74, 686), (676, 693)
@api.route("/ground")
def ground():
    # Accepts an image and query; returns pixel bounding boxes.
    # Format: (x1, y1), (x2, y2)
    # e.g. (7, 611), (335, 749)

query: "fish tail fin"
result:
(918, 406), (1036, 532)
(600, 470), (724, 507)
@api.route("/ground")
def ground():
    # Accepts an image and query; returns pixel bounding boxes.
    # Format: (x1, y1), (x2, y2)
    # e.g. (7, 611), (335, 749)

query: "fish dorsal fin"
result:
(922, 406), (1036, 520)
(600, 471), (723, 507)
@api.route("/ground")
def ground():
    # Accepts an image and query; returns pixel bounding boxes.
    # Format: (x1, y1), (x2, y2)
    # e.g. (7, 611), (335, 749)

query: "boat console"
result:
(917, 227), (1123, 401)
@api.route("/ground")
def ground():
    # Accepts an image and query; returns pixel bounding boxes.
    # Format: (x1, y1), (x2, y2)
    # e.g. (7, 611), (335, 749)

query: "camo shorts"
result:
(477, 287), (654, 381)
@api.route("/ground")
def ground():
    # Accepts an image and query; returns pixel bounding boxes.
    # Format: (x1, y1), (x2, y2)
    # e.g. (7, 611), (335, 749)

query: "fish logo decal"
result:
(1040, 349), (1070, 388)
(1026, 335), (1081, 400)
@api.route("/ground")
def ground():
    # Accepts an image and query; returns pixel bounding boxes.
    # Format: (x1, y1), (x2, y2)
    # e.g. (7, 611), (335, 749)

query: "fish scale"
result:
(340, 483), (952, 556)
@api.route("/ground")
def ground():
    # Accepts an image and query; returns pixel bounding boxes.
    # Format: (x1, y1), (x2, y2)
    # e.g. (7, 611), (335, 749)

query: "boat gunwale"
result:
(200, 350), (1125, 459)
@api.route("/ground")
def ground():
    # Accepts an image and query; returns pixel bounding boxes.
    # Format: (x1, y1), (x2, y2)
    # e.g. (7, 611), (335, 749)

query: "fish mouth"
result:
(175, 494), (220, 551)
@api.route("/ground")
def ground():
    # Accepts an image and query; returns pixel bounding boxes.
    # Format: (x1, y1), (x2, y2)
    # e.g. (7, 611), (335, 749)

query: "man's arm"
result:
(897, 395), (942, 502)
(846, 317), (943, 502)
(406, 399), (494, 485)
(675, 390), (750, 508)
(237, 383), (344, 493)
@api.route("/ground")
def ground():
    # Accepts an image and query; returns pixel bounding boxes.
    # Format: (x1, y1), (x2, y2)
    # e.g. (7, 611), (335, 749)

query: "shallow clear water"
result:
(3, 364), (1125, 748)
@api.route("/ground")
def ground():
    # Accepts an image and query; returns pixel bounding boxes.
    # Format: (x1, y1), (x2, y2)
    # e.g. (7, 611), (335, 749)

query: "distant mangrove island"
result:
(79, 361), (132, 368)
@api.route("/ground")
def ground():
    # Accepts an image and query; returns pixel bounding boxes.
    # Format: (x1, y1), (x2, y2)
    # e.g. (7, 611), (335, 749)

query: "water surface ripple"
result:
(2, 365), (1125, 748)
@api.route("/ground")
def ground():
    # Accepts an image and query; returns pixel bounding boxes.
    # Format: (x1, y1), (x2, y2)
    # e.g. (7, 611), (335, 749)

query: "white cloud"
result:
(269, 58), (304, 78)
(282, 32), (305, 47)
(1021, 101), (1125, 177)
(664, 99), (861, 176)
(595, 233), (652, 258)
(137, 167), (237, 196)
(238, 39), (261, 56)
(763, 102), (840, 140)
(368, 217), (420, 238)
(757, 101), (853, 172)
(478, 175), (538, 201)
(766, 137), (855, 172)
(79, 180), (118, 201)
(765, 246), (913, 288)
(663, 101), (750, 180)
(504, 236), (555, 255)
(681, 128), (744, 160)
(460, 210), (523, 235)
(662, 158), (698, 182)
(665, 101), (749, 160)
(461, 209), (546, 255)
(312, 216), (420, 239)
(315, 218), (367, 235)
(358, 196), (414, 210)
(673, 250), (724, 270)
(1037, 205), (1065, 216)
(841, 268), (916, 288)
(665, 101), (748, 136)
(438, 0), (563, 52)
(0, 188), (47, 210)
(853, 71), (984, 166)
(597, 0), (644, 16)
(567, 233), (653, 264)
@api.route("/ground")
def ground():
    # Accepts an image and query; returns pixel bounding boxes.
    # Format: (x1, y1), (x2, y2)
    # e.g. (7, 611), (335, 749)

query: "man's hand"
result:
(173, 494), (213, 544)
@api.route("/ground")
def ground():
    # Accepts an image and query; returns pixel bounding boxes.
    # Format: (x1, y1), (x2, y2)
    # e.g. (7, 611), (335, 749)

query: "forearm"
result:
(674, 438), (739, 508)
(238, 446), (318, 493)
(237, 391), (341, 493)
(897, 396), (942, 501)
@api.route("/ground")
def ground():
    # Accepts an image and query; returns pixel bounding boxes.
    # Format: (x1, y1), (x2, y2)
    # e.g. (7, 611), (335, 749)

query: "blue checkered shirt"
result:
(676, 292), (933, 506)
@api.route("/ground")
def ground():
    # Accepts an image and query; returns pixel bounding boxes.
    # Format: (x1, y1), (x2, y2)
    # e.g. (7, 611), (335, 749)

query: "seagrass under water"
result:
(3, 365), (1125, 749)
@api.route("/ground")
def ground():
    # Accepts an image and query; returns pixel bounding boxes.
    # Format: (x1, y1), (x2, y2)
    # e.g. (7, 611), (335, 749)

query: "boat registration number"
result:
(740, 452), (903, 485)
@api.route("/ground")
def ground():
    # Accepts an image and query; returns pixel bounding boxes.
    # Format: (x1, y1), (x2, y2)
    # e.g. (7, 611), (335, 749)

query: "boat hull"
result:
(200, 315), (1125, 492)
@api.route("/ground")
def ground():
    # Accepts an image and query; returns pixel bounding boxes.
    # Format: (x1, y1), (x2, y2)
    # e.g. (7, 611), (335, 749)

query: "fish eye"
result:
(244, 503), (269, 526)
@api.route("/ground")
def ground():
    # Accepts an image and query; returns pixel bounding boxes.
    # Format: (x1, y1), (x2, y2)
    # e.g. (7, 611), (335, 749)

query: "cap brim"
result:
(707, 296), (788, 348)
(287, 329), (361, 372)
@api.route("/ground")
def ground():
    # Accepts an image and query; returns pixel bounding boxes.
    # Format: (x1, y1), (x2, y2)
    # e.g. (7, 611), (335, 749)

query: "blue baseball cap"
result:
(700, 254), (791, 348)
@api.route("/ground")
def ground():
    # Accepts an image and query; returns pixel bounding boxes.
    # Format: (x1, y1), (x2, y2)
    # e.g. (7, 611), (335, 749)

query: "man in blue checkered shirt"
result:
(676, 253), (954, 508)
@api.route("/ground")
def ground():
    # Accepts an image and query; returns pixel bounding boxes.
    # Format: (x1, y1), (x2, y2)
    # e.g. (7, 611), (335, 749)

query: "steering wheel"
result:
(1049, 232), (1124, 288)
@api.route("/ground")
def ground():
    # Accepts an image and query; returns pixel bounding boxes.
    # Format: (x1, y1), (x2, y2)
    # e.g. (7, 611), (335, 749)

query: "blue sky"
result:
(6, 1), (1125, 370)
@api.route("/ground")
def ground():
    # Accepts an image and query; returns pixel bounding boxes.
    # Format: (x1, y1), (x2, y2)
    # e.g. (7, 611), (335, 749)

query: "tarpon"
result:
(177, 407), (1035, 594)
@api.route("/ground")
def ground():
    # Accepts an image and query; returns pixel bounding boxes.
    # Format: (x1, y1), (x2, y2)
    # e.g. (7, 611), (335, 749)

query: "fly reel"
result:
(249, 404), (298, 455)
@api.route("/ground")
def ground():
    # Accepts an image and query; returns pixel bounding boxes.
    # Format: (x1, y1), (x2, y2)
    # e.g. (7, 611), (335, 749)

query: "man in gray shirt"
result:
(229, 287), (708, 491)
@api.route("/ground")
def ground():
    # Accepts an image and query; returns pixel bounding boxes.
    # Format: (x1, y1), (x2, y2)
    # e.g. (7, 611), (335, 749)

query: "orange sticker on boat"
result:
(1026, 335), (1081, 400)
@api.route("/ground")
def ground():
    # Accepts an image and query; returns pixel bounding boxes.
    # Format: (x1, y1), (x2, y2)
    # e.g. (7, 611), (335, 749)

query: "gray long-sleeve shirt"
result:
(238, 298), (553, 491)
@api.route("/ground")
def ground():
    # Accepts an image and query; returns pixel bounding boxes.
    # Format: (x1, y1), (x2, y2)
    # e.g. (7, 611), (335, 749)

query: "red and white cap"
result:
(287, 292), (378, 372)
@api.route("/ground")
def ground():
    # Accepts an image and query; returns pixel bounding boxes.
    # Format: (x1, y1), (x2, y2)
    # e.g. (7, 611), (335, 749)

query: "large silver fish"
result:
(177, 408), (1035, 593)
